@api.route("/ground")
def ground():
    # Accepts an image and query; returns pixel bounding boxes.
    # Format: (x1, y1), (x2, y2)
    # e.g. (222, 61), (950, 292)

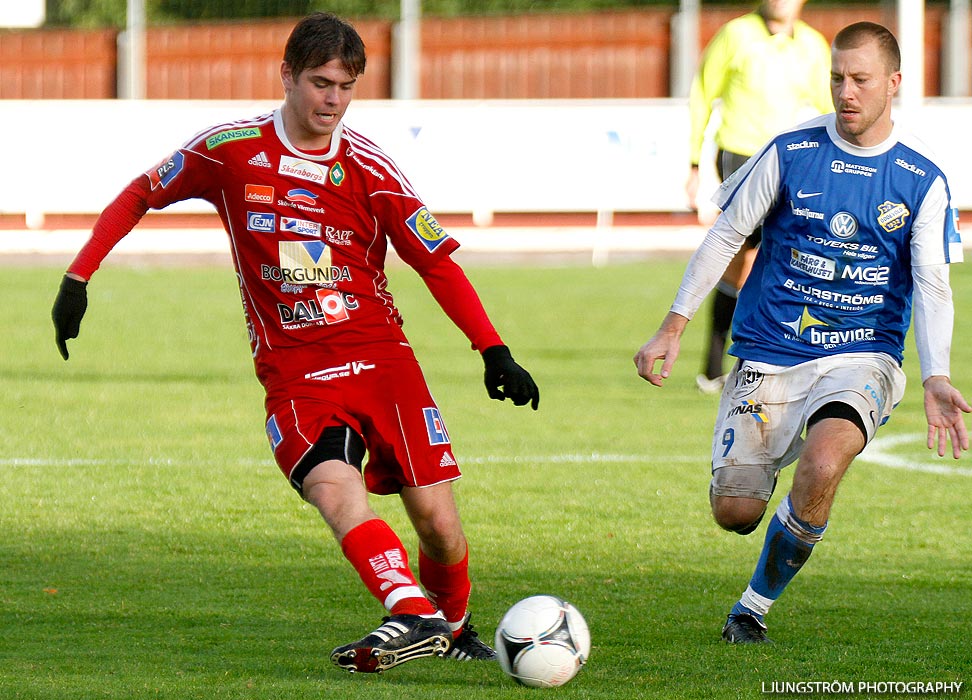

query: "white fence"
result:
(4, 98), (972, 223)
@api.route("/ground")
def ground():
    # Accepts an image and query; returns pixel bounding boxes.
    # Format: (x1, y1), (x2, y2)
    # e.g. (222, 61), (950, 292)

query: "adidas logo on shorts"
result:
(248, 151), (272, 168)
(439, 452), (457, 467)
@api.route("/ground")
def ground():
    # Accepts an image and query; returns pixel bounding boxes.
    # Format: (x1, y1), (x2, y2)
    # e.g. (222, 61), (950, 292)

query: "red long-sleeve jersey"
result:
(70, 109), (502, 387)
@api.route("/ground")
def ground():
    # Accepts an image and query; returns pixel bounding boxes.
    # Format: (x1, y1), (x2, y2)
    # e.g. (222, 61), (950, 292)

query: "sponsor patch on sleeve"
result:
(947, 206), (964, 263)
(406, 207), (450, 253)
(147, 151), (185, 190)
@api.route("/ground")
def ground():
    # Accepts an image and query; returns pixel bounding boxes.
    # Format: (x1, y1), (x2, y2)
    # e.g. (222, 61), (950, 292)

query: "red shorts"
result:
(263, 353), (462, 495)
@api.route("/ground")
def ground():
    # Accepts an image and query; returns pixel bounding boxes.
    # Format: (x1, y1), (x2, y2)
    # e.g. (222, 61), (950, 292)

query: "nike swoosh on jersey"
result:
(796, 190), (823, 198)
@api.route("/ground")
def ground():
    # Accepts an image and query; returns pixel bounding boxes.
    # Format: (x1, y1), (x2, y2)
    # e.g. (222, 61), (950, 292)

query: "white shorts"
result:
(709, 352), (906, 501)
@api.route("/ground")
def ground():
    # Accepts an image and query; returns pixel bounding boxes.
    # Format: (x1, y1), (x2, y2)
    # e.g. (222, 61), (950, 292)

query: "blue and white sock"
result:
(731, 494), (827, 622)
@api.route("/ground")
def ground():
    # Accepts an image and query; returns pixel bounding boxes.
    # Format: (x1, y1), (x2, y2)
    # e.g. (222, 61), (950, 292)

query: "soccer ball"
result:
(494, 595), (591, 688)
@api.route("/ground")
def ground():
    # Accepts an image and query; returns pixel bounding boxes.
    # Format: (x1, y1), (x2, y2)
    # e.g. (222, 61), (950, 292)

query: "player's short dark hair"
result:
(283, 12), (366, 80)
(833, 21), (901, 74)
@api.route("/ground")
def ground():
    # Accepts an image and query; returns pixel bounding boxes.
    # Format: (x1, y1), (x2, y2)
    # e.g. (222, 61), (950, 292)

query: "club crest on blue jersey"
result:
(148, 151), (185, 190)
(406, 207), (450, 252)
(876, 201), (910, 233)
(266, 415), (283, 451)
(423, 407), (451, 445)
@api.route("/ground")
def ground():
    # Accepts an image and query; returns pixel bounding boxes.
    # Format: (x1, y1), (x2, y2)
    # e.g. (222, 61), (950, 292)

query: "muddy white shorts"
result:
(709, 352), (906, 501)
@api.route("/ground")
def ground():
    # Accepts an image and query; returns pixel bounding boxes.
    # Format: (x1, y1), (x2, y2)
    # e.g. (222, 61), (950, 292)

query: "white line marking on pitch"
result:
(5, 440), (968, 476)
(858, 433), (972, 476)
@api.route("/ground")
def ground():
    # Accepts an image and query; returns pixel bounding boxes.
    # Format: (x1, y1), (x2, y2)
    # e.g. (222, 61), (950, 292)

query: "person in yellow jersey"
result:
(685, 0), (832, 394)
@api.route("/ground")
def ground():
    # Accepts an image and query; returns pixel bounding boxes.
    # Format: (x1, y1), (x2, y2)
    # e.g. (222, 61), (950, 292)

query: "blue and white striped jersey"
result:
(714, 114), (963, 366)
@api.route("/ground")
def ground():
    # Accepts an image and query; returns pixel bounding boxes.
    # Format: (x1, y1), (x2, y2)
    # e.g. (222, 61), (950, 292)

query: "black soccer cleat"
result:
(331, 614), (452, 673)
(444, 614), (497, 661)
(721, 613), (773, 644)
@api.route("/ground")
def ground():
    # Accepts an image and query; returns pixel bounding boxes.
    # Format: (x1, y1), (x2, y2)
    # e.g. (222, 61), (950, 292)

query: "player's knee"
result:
(710, 495), (768, 536)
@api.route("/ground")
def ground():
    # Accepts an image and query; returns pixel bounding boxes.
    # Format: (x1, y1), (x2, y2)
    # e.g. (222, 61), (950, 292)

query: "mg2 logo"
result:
(841, 265), (890, 285)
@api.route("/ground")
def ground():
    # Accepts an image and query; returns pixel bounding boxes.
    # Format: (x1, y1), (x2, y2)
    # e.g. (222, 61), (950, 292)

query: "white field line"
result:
(3, 438), (970, 475)
(857, 433), (972, 476)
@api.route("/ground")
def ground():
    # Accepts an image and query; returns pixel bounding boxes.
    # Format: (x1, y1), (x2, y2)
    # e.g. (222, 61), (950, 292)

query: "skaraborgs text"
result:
(762, 680), (963, 695)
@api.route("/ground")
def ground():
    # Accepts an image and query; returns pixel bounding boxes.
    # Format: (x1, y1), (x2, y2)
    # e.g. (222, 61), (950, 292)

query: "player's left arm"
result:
(911, 176), (969, 457)
(419, 255), (539, 410)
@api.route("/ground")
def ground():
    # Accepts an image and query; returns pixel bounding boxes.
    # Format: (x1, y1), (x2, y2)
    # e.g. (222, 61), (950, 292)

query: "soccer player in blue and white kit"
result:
(634, 22), (970, 643)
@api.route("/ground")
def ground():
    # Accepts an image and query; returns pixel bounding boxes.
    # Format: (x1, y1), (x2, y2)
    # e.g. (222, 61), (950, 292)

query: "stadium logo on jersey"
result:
(285, 188), (318, 206)
(281, 217), (322, 238)
(781, 306), (828, 339)
(245, 184), (274, 204)
(728, 400), (768, 423)
(148, 151), (185, 190)
(830, 160), (877, 178)
(266, 415), (283, 451)
(786, 139), (819, 151)
(279, 155), (327, 184)
(247, 212), (276, 233)
(406, 207), (450, 252)
(876, 201), (910, 233)
(329, 162), (346, 186)
(829, 212), (858, 239)
(206, 127), (261, 150)
(894, 158), (926, 177)
(841, 264), (890, 285)
(789, 249), (835, 280)
(248, 152), (272, 168)
(423, 407), (451, 445)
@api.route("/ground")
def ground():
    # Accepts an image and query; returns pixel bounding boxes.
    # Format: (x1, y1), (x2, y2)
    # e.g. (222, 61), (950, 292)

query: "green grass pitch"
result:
(1, 254), (970, 699)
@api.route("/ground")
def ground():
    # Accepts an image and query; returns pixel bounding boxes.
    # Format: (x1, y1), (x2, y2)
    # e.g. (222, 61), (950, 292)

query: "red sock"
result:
(340, 519), (436, 615)
(419, 546), (471, 633)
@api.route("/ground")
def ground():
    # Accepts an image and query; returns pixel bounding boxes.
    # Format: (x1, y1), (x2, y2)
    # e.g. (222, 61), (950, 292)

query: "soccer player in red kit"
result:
(51, 12), (539, 674)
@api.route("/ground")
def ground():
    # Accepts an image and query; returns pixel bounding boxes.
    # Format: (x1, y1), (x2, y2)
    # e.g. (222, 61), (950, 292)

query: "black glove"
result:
(482, 345), (539, 410)
(52, 275), (88, 360)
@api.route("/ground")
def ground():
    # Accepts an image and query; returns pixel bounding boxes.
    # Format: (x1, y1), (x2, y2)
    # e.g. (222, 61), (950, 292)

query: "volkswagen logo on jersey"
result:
(829, 212), (858, 239)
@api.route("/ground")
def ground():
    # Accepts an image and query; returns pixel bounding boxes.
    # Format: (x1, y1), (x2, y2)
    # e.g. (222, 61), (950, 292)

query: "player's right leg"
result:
(281, 426), (448, 673)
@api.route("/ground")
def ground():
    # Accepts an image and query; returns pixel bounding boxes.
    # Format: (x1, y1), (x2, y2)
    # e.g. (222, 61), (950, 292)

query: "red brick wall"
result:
(0, 7), (949, 100)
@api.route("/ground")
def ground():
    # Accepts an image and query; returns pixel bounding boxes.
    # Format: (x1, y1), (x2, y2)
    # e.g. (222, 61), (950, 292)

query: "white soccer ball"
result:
(494, 595), (591, 688)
